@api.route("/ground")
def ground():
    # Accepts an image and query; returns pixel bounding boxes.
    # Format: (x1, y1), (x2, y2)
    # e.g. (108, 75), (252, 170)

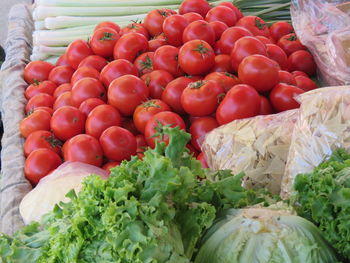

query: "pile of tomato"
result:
(20, 0), (317, 186)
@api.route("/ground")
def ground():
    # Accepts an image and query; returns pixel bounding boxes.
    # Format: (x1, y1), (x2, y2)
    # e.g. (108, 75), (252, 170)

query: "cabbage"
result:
(195, 205), (340, 263)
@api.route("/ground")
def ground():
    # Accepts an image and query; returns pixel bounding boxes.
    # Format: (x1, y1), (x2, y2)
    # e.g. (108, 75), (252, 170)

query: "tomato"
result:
(231, 36), (267, 72)
(148, 33), (168, 51)
(266, 43), (288, 70)
(134, 52), (154, 76)
(269, 21), (294, 41)
(291, 70), (308, 78)
(236, 16), (270, 37)
(211, 54), (232, 72)
(53, 83), (72, 99)
(259, 96), (273, 115)
(113, 33), (149, 62)
(50, 106), (86, 141)
(256, 36), (273, 45)
(141, 70), (174, 99)
(102, 161), (120, 174)
(295, 76), (318, 92)
(136, 134), (148, 149)
(20, 110), (51, 138)
(25, 93), (54, 113)
(278, 70), (296, 85)
(33, 106), (53, 115)
(179, 40), (215, 75)
(269, 83), (304, 112)
(53, 91), (73, 111)
(63, 134), (103, 166)
(121, 118), (139, 136)
(153, 45), (183, 77)
(204, 72), (240, 92)
(197, 152), (209, 168)
(179, 0), (211, 17)
(71, 78), (106, 107)
(214, 41), (223, 55)
(25, 80), (57, 99)
(181, 80), (224, 116)
(162, 15), (188, 46)
(25, 149), (62, 185)
(48, 65), (75, 85)
(108, 75), (149, 116)
(216, 84), (260, 125)
(79, 98), (105, 116)
(24, 130), (61, 157)
(144, 9), (176, 36)
(66, 40), (93, 69)
(71, 66), (100, 85)
(219, 26), (253, 55)
(238, 54), (280, 92)
(205, 6), (237, 27)
(144, 111), (186, 148)
(94, 21), (121, 33)
(218, 2), (243, 20)
(183, 20), (216, 47)
(287, 50), (316, 77)
(190, 116), (218, 150)
(23, 61), (55, 84)
(183, 12), (203, 23)
(78, 55), (108, 72)
(99, 59), (138, 88)
(56, 53), (70, 67)
(209, 21), (228, 40)
(277, 33), (306, 56)
(120, 23), (150, 39)
(90, 27), (120, 58)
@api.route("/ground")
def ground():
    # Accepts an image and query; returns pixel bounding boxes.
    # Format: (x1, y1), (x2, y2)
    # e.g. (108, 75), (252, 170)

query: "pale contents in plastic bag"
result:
(201, 110), (298, 194)
(281, 86), (350, 198)
(19, 162), (109, 224)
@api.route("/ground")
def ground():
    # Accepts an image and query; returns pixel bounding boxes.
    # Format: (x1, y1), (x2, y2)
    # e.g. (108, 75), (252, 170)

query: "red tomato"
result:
(53, 91), (73, 111)
(205, 6), (237, 27)
(259, 96), (273, 115)
(197, 152), (209, 168)
(256, 36), (273, 45)
(23, 61), (55, 84)
(25, 80), (57, 99)
(113, 33), (149, 62)
(295, 76), (318, 92)
(204, 72), (241, 92)
(269, 21), (294, 41)
(25, 93), (54, 113)
(25, 149), (62, 185)
(277, 33), (306, 56)
(100, 126), (137, 161)
(20, 110), (51, 138)
(100, 59), (138, 88)
(287, 50), (316, 77)
(133, 99), (171, 134)
(102, 161), (120, 174)
(120, 22), (150, 39)
(266, 44), (288, 70)
(183, 12), (204, 23)
(231, 36), (267, 72)
(48, 65), (75, 85)
(163, 14), (189, 46)
(144, 111), (186, 148)
(190, 116), (218, 150)
(181, 80), (224, 116)
(216, 84), (260, 125)
(94, 21), (121, 33)
(71, 78), (106, 108)
(108, 75), (149, 116)
(278, 70), (296, 85)
(33, 106), (53, 115)
(50, 106), (86, 141)
(66, 40), (93, 69)
(79, 98), (105, 116)
(148, 33), (168, 51)
(24, 130), (61, 157)
(238, 54), (280, 92)
(56, 53), (70, 67)
(141, 70), (174, 99)
(78, 55), (108, 72)
(70, 66), (100, 85)
(236, 16), (270, 37)
(219, 26), (253, 55)
(211, 54), (233, 72)
(136, 134), (148, 149)
(186, 144), (199, 157)
(63, 134), (103, 166)
(90, 27), (120, 58)
(179, 0), (211, 17)
(183, 20), (216, 47)
(153, 45), (184, 77)
(179, 40), (215, 75)
(269, 83), (304, 112)
(214, 41), (223, 55)
(121, 118), (139, 136)
(218, 2), (243, 20)
(134, 52), (154, 76)
(291, 70), (309, 78)
(144, 9), (176, 36)
(53, 83), (72, 99)
(209, 21), (228, 40)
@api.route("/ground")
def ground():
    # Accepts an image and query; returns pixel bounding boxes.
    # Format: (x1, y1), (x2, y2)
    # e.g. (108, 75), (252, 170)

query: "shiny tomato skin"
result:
(144, 9), (175, 36)
(292, 70), (308, 78)
(78, 55), (108, 72)
(183, 12), (204, 23)
(48, 65), (75, 86)
(141, 70), (174, 99)
(190, 116), (218, 150)
(25, 80), (57, 99)
(102, 161), (120, 174)
(120, 23), (149, 39)
(85, 104), (122, 139)
(25, 93), (54, 113)
(278, 70), (296, 85)
(79, 98), (105, 116)
(204, 72), (241, 92)
(100, 59), (138, 88)
(33, 106), (54, 115)
(144, 111), (186, 148)
(113, 33), (149, 62)
(94, 21), (121, 33)
(71, 78), (106, 108)
(50, 106), (86, 141)
(56, 53), (70, 67)
(66, 39), (93, 69)
(24, 130), (61, 157)
(71, 66), (100, 85)
(211, 54), (233, 72)
(259, 96), (274, 115)
(235, 16), (270, 37)
(218, 2), (243, 20)
(108, 75), (150, 116)
(256, 36), (273, 45)
(90, 27), (120, 58)
(53, 83), (72, 99)
(269, 21), (294, 41)
(53, 91), (73, 111)
(205, 6), (237, 27)
(134, 52), (154, 76)
(266, 44), (288, 70)
(295, 76), (318, 92)
(209, 21), (228, 40)
(136, 134), (148, 149)
(219, 26), (253, 55)
(277, 33), (306, 56)
(153, 45), (184, 77)
(20, 110), (51, 138)
(197, 152), (209, 168)
(216, 84), (260, 125)
(25, 149), (62, 185)
(179, 0), (211, 17)
(269, 83), (304, 112)
(287, 50), (316, 77)
(183, 20), (216, 47)
(163, 14), (189, 46)
(24, 61), (55, 84)
(148, 38), (168, 52)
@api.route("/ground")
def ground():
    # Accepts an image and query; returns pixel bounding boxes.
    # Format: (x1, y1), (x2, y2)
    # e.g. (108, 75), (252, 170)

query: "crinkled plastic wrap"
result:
(291, 0), (350, 86)
(201, 110), (298, 195)
(281, 86), (350, 198)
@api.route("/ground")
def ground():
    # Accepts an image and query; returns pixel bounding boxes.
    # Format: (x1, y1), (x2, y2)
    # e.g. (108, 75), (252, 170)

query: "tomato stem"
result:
(255, 17), (267, 30)
(287, 34), (297, 41)
(188, 80), (206, 89)
(99, 32), (116, 41)
(142, 100), (161, 109)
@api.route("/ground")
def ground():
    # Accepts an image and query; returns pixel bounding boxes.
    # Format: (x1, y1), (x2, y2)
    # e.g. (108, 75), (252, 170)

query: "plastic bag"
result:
(281, 86), (350, 198)
(201, 110), (298, 194)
